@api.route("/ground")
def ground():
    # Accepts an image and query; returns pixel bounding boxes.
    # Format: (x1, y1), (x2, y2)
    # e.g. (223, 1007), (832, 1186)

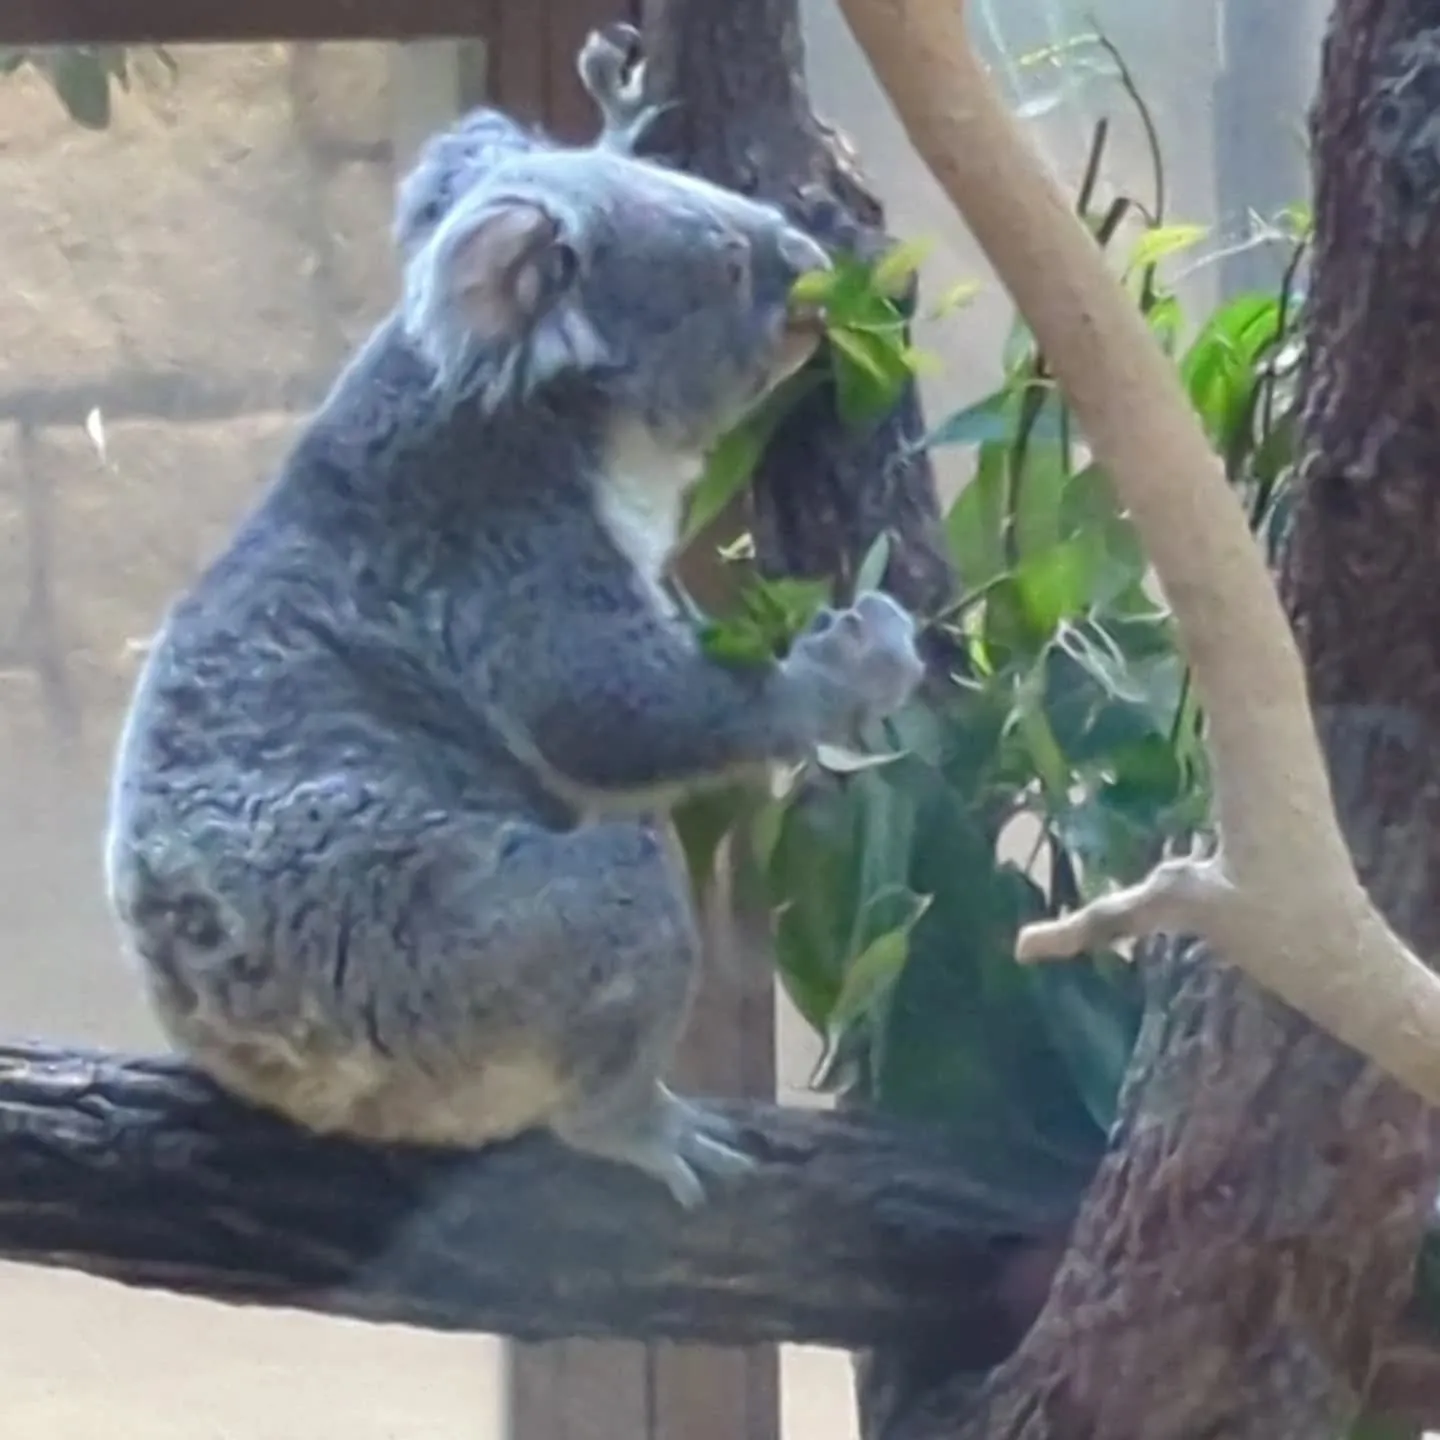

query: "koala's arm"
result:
(481, 582), (923, 807)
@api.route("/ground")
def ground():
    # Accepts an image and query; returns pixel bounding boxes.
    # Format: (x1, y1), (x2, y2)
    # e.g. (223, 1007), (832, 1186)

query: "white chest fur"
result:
(594, 420), (703, 591)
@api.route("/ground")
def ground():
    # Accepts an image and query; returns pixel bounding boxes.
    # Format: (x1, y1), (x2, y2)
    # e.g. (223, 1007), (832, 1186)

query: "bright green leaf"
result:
(927, 278), (982, 319)
(870, 238), (934, 298)
(1013, 535), (1098, 633)
(697, 617), (774, 666)
(1127, 221), (1207, 274)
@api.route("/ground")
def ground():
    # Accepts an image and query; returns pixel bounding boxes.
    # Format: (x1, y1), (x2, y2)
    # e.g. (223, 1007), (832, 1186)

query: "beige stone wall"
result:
(0, 40), (520, 1440)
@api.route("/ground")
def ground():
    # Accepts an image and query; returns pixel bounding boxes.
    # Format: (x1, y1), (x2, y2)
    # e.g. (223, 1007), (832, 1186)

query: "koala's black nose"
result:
(778, 226), (830, 279)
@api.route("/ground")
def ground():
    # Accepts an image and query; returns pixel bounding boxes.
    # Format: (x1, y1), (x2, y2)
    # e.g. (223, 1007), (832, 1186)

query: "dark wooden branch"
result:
(0, 1042), (1073, 1362)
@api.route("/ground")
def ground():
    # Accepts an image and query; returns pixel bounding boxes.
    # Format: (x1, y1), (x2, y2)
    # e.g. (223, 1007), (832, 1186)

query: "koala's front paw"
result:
(579, 24), (652, 140)
(787, 590), (926, 739)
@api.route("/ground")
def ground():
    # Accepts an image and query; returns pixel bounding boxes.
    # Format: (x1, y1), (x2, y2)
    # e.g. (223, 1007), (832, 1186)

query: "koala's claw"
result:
(792, 589), (926, 732)
(578, 24), (659, 152)
(553, 1086), (757, 1209)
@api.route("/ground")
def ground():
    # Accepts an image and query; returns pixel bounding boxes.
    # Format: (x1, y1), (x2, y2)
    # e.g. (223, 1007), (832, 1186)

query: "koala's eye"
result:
(721, 236), (752, 290)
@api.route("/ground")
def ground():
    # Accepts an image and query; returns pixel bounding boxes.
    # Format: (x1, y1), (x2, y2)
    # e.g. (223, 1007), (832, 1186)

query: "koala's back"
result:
(104, 397), (612, 1140)
(110, 377), (572, 851)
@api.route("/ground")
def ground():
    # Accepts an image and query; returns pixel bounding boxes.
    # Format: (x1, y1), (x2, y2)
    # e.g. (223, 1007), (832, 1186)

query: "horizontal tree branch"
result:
(0, 1042), (1074, 1360)
(5, 1040), (1440, 1424)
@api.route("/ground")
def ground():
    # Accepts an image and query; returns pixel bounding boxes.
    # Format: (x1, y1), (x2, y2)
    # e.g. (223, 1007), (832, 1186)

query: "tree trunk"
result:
(639, 0), (953, 617)
(854, 2), (1440, 1435)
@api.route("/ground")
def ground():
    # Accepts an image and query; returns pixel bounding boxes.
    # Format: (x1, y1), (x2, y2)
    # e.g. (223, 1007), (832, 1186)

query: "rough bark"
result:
(829, 0), (1440, 1436)
(0, 1042), (1072, 1360)
(638, 0), (954, 618)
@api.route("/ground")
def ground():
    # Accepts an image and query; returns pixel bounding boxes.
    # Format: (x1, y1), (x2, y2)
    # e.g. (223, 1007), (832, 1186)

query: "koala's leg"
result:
(368, 810), (755, 1206)
(549, 1057), (757, 1211)
(117, 801), (752, 1206)
(494, 817), (757, 1208)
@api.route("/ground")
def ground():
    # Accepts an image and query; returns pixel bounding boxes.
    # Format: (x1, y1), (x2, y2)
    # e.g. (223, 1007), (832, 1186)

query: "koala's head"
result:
(400, 147), (831, 454)
(393, 110), (548, 259)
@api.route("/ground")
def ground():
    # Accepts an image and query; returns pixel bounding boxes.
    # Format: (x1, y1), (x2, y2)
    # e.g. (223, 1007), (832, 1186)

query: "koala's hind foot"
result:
(551, 1079), (756, 1209)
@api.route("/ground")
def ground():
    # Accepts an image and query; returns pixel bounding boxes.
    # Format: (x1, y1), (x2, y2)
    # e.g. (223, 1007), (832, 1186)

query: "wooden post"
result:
(489, 7), (783, 1440)
(0, 5), (783, 1440)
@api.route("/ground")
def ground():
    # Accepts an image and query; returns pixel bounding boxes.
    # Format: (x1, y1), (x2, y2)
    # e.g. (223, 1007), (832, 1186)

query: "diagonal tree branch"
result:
(833, 0), (1440, 1105)
(0, 1041), (1072, 1361)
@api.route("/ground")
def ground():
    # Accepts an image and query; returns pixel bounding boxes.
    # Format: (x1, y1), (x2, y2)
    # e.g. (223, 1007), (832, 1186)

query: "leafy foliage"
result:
(675, 112), (1310, 1215)
(0, 46), (175, 129)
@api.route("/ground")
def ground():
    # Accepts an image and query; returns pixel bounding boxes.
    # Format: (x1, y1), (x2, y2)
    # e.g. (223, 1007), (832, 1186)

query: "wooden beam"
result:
(0, 0), (492, 47)
(0, 1042), (1069, 1358)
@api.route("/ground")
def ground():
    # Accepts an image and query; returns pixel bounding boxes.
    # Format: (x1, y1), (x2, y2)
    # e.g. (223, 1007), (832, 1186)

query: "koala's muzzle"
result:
(778, 227), (831, 369)
(780, 226), (830, 281)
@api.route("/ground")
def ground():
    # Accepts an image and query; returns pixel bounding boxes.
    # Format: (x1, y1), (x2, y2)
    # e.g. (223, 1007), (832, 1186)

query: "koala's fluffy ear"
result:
(447, 200), (577, 344)
(405, 190), (605, 405)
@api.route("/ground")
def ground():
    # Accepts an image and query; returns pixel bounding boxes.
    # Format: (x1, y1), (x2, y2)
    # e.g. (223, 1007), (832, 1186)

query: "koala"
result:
(103, 51), (925, 1209)
(394, 23), (658, 259)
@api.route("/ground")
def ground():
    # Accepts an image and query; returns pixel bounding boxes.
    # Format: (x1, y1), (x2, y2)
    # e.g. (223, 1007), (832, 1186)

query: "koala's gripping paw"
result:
(578, 24), (655, 148)
(788, 590), (926, 737)
(552, 1085), (756, 1209)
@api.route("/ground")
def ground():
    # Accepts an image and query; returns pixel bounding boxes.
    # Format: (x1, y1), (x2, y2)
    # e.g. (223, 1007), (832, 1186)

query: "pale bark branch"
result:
(0, 1041), (1070, 1358)
(832, 0), (1440, 1102)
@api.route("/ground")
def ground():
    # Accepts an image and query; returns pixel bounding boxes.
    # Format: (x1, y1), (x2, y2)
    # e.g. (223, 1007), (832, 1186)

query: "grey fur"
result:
(393, 23), (661, 258)
(104, 59), (924, 1208)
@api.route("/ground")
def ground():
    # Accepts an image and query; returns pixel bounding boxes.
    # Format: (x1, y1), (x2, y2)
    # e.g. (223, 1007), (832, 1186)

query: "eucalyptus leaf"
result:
(855, 530), (892, 594)
(815, 744), (906, 774)
(874, 791), (1108, 1201)
(1024, 947), (1141, 1132)
(697, 616), (773, 666)
(686, 371), (821, 544)
(870, 238), (934, 298)
(828, 887), (931, 1034)
(927, 390), (1067, 450)
(43, 49), (114, 129)
(1126, 221), (1208, 273)
(946, 446), (1009, 590)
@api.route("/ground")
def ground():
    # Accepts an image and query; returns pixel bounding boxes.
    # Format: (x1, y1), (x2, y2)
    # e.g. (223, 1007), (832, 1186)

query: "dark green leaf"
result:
(686, 371), (821, 544)
(43, 49), (114, 129)
(671, 784), (755, 891)
(874, 791), (1107, 1199)
(740, 575), (829, 650)
(946, 444), (1009, 589)
(927, 391), (1067, 449)
(828, 324), (912, 425)
(1024, 947), (1140, 1132)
